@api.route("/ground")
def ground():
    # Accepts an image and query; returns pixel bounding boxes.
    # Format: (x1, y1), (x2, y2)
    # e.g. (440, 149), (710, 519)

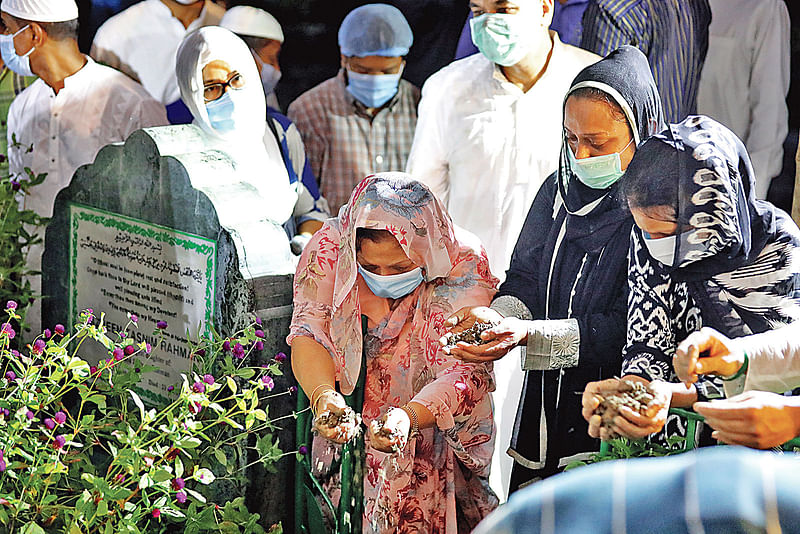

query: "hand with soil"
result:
(440, 306), (527, 362)
(313, 389), (362, 444)
(583, 378), (671, 440)
(368, 407), (411, 453)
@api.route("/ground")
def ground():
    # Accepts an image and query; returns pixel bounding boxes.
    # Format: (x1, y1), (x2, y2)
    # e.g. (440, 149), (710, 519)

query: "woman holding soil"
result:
(582, 115), (800, 442)
(289, 173), (499, 533)
(441, 46), (665, 490)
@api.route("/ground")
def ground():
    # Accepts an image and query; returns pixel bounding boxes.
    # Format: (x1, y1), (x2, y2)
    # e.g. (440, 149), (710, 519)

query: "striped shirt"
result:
(580, 0), (711, 124)
(287, 71), (420, 213)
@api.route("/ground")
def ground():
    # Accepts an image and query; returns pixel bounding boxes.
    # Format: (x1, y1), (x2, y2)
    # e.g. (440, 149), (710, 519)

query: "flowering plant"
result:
(0, 304), (292, 533)
(0, 135), (48, 333)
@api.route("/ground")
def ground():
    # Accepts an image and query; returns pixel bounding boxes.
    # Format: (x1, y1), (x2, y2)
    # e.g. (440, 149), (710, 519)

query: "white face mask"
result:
(642, 232), (677, 266)
(174, 0), (202, 5)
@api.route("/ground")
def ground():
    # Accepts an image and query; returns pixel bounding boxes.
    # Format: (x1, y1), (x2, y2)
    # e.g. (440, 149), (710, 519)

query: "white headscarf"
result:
(175, 26), (296, 226)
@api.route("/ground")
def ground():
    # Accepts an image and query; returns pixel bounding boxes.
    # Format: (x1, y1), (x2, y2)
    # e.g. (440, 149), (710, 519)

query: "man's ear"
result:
(340, 54), (348, 70)
(29, 22), (47, 47)
(541, 0), (555, 26)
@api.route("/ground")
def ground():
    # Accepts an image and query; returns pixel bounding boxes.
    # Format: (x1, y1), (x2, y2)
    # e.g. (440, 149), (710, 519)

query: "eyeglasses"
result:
(203, 72), (245, 102)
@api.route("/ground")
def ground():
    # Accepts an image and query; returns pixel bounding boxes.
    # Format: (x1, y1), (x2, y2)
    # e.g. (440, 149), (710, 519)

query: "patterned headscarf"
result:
(624, 115), (778, 278)
(290, 172), (497, 393)
(332, 172), (461, 308)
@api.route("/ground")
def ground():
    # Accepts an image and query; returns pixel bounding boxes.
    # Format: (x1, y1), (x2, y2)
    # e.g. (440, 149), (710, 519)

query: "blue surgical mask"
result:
(254, 53), (282, 96)
(260, 63), (282, 96)
(469, 13), (536, 67)
(567, 138), (634, 190)
(357, 264), (423, 299)
(346, 68), (403, 109)
(0, 25), (35, 77)
(205, 90), (243, 134)
(642, 230), (711, 267)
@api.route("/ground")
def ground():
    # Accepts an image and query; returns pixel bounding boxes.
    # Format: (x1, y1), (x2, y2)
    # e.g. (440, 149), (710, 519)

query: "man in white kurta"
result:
(3, 0), (167, 334)
(91, 0), (224, 120)
(696, 0), (790, 200)
(406, 0), (598, 502)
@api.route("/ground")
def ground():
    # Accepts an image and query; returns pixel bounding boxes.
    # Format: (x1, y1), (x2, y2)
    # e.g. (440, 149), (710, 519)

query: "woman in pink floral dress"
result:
(288, 173), (499, 533)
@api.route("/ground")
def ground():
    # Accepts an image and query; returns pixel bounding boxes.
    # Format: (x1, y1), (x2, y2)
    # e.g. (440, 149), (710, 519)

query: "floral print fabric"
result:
(288, 173), (500, 533)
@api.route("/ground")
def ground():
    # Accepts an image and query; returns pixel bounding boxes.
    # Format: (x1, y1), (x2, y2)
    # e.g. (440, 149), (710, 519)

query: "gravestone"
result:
(41, 125), (299, 527)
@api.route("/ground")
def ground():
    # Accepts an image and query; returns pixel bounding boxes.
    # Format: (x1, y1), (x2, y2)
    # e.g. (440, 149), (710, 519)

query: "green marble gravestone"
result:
(42, 125), (298, 528)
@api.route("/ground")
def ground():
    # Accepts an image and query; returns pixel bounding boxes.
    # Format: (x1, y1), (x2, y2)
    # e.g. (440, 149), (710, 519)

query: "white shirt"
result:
(406, 33), (599, 278)
(723, 322), (800, 398)
(8, 57), (167, 332)
(696, 0), (790, 199)
(91, 0), (225, 105)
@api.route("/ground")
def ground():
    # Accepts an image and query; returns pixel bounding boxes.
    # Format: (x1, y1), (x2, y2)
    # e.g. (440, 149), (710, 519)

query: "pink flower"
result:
(1, 323), (15, 340)
(5, 301), (17, 310)
(53, 435), (66, 450)
(113, 348), (124, 361)
(274, 352), (287, 362)
(172, 477), (185, 490)
(176, 491), (187, 504)
(192, 381), (205, 393)
(255, 329), (265, 338)
(203, 374), (214, 385)
(90, 366), (98, 375)
(43, 329), (52, 339)
(4, 371), (15, 381)
(151, 508), (161, 519)
(32, 339), (45, 355)
(255, 340), (264, 351)
(261, 376), (274, 391)
(130, 314), (138, 323)
(123, 345), (135, 356)
(44, 418), (55, 430)
(54, 324), (65, 335)
(53, 411), (66, 425)
(156, 321), (168, 329)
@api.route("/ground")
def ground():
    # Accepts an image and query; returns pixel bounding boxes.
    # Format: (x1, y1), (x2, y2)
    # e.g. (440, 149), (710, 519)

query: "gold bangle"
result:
(401, 404), (419, 438)
(309, 384), (334, 415)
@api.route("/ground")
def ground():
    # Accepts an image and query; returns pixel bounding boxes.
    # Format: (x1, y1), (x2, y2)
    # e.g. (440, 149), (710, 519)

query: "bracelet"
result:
(722, 352), (749, 381)
(401, 404), (419, 438)
(309, 384), (334, 415)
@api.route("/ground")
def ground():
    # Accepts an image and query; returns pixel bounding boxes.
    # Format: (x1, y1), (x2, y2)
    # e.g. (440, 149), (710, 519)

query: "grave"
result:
(41, 124), (298, 527)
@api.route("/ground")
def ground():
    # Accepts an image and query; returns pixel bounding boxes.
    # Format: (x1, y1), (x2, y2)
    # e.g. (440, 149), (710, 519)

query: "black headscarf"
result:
(556, 45), (665, 251)
(623, 115), (777, 281)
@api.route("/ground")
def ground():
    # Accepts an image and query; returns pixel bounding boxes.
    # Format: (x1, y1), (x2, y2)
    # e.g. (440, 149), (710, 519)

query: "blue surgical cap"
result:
(338, 4), (413, 57)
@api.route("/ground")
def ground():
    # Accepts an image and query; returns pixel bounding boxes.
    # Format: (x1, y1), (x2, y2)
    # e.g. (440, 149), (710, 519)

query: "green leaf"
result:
(245, 413), (255, 430)
(253, 409), (267, 422)
(184, 488), (206, 504)
(176, 436), (202, 449)
(235, 368), (255, 380)
(96, 499), (108, 517)
(20, 523), (46, 534)
(152, 469), (173, 483)
(214, 448), (227, 467)
(226, 376), (237, 395)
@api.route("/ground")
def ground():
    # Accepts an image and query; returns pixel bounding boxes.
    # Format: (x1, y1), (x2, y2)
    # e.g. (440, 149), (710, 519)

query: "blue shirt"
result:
(580, 0), (711, 123)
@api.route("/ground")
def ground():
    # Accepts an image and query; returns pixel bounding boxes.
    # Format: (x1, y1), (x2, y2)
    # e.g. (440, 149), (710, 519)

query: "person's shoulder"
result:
(89, 61), (157, 100)
(555, 39), (602, 69)
(8, 78), (45, 111)
(591, 0), (644, 17)
(94, 0), (155, 37)
(290, 76), (342, 113)
(424, 54), (492, 91)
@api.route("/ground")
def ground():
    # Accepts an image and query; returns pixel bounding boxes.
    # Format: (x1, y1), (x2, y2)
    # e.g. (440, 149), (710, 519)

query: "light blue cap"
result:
(338, 3), (413, 57)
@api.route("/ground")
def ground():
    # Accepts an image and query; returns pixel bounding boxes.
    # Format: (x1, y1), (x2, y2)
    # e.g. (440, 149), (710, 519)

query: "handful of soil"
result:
(593, 380), (663, 438)
(445, 320), (499, 347)
(370, 416), (407, 453)
(314, 406), (362, 442)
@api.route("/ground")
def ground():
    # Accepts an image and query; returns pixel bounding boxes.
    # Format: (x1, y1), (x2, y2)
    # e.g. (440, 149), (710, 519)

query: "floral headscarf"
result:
(289, 172), (497, 394)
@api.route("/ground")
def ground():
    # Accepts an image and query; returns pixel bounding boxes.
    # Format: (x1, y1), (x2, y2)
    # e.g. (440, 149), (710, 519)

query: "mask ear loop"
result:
(673, 124), (686, 268)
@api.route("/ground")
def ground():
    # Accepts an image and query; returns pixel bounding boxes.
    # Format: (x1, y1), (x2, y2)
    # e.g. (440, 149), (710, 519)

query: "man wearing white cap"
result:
(91, 0), (224, 124)
(221, 6), (329, 250)
(0, 0), (167, 334)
